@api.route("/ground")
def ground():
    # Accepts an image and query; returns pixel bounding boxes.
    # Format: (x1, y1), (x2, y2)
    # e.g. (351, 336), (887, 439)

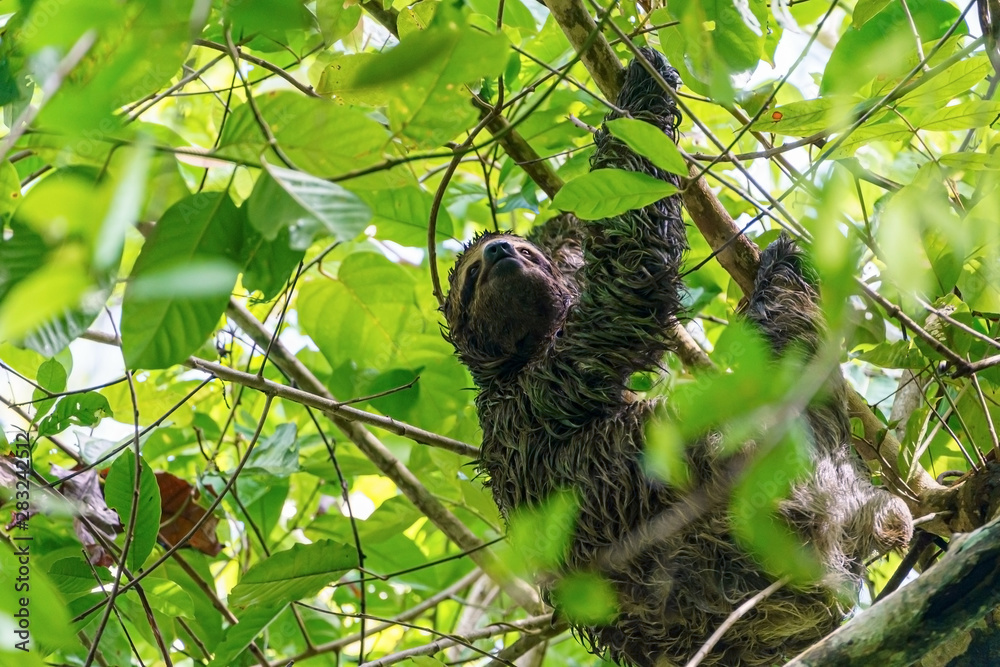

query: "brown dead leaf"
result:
(156, 471), (222, 557)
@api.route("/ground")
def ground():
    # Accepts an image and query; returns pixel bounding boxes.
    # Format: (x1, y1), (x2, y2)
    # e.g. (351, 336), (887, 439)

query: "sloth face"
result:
(444, 232), (572, 369)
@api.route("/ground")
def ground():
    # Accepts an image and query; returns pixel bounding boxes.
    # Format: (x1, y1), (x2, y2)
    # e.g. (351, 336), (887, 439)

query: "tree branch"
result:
(785, 514), (1000, 666)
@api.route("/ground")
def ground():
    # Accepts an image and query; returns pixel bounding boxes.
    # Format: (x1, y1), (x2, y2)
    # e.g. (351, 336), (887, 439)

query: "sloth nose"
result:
(483, 240), (515, 268)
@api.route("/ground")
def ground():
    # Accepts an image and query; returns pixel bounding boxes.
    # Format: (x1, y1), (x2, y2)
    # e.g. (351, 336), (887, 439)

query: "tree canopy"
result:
(1, 0), (1000, 665)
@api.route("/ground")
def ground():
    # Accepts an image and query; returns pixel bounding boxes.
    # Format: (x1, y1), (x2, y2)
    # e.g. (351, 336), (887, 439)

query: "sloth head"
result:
(443, 231), (573, 377)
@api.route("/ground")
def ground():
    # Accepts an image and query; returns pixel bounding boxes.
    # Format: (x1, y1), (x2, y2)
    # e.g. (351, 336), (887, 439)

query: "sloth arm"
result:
(542, 52), (688, 417)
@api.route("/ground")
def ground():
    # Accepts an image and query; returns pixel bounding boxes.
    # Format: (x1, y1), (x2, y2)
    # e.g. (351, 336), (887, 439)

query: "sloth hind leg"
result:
(743, 235), (912, 567)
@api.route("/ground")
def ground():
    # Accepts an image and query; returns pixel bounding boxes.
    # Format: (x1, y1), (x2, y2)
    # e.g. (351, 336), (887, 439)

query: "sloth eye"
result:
(468, 264), (480, 279)
(520, 248), (532, 258)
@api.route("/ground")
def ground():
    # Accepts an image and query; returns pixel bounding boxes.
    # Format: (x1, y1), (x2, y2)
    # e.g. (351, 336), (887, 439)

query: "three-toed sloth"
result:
(443, 48), (912, 666)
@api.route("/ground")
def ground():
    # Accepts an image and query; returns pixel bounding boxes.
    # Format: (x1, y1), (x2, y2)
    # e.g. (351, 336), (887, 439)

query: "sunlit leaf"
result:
(605, 118), (687, 175)
(900, 56), (991, 106)
(822, 121), (911, 159)
(552, 169), (678, 220)
(853, 0), (892, 29)
(297, 253), (421, 368)
(553, 572), (618, 625)
(228, 540), (358, 609)
(105, 450), (161, 572)
(915, 101), (1000, 130)
(121, 192), (242, 370)
(218, 93), (390, 180)
(357, 185), (455, 246)
(822, 0), (966, 94)
(247, 160), (372, 249)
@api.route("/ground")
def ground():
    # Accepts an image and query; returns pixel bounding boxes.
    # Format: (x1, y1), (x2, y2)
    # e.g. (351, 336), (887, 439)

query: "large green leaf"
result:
(246, 161), (372, 249)
(217, 92), (390, 180)
(30, 0), (203, 135)
(353, 17), (509, 89)
(356, 185), (455, 246)
(297, 253), (421, 368)
(662, 0), (767, 100)
(605, 119), (687, 176)
(121, 192), (242, 370)
(552, 169), (678, 220)
(105, 450), (161, 573)
(228, 539), (358, 609)
(914, 101), (1000, 131)
(751, 98), (861, 136)
(899, 56), (992, 107)
(822, 0), (966, 94)
(342, 6), (510, 147)
(822, 121), (912, 160)
(37, 392), (113, 436)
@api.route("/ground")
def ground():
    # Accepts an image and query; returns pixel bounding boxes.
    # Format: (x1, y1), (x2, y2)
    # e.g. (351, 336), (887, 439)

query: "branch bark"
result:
(539, 0), (621, 100)
(785, 515), (1000, 666)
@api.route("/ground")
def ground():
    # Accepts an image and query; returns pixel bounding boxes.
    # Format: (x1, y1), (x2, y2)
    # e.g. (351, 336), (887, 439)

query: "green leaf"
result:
(915, 101), (1000, 131)
(228, 540), (358, 609)
(143, 579), (196, 620)
(316, 0), (363, 45)
(333, 9), (509, 147)
(245, 423), (300, 477)
(297, 254), (420, 368)
(49, 557), (109, 598)
(668, 0), (767, 85)
(0, 221), (45, 303)
(224, 0), (314, 40)
(750, 98), (845, 136)
(356, 185), (455, 246)
(121, 192), (242, 370)
(507, 490), (577, 576)
(246, 161), (372, 249)
(353, 19), (509, 88)
(822, 122), (911, 160)
(552, 169), (678, 220)
(0, 543), (77, 653)
(104, 450), (161, 572)
(218, 93), (390, 180)
(853, 0), (892, 28)
(959, 253), (1000, 313)
(240, 223), (304, 302)
(313, 53), (390, 105)
(0, 160), (21, 225)
(644, 407), (690, 487)
(37, 392), (113, 436)
(605, 118), (687, 176)
(853, 341), (928, 369)
(33, 1), (204, 135)
(207, 603), (284, 667)
(940, 151), (1000, 171)
(900, 56), (991, 107)
(36, 358), (68, 393)
(822, 0), (966, 94)
(552, 572), (617, 625)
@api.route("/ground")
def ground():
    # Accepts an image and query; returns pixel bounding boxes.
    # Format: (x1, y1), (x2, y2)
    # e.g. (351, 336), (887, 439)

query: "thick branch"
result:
(539, 0), (621, 100)
(785, 515), (1000, 666)
(680, 168), (760, 298)
(480, 110), (565, 199)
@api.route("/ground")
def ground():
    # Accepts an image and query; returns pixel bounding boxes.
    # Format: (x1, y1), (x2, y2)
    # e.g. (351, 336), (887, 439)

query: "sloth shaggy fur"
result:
(443, 49), (912, 666)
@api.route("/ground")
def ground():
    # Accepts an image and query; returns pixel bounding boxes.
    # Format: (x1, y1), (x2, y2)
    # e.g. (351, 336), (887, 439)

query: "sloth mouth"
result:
(483, 255), (523, 282)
